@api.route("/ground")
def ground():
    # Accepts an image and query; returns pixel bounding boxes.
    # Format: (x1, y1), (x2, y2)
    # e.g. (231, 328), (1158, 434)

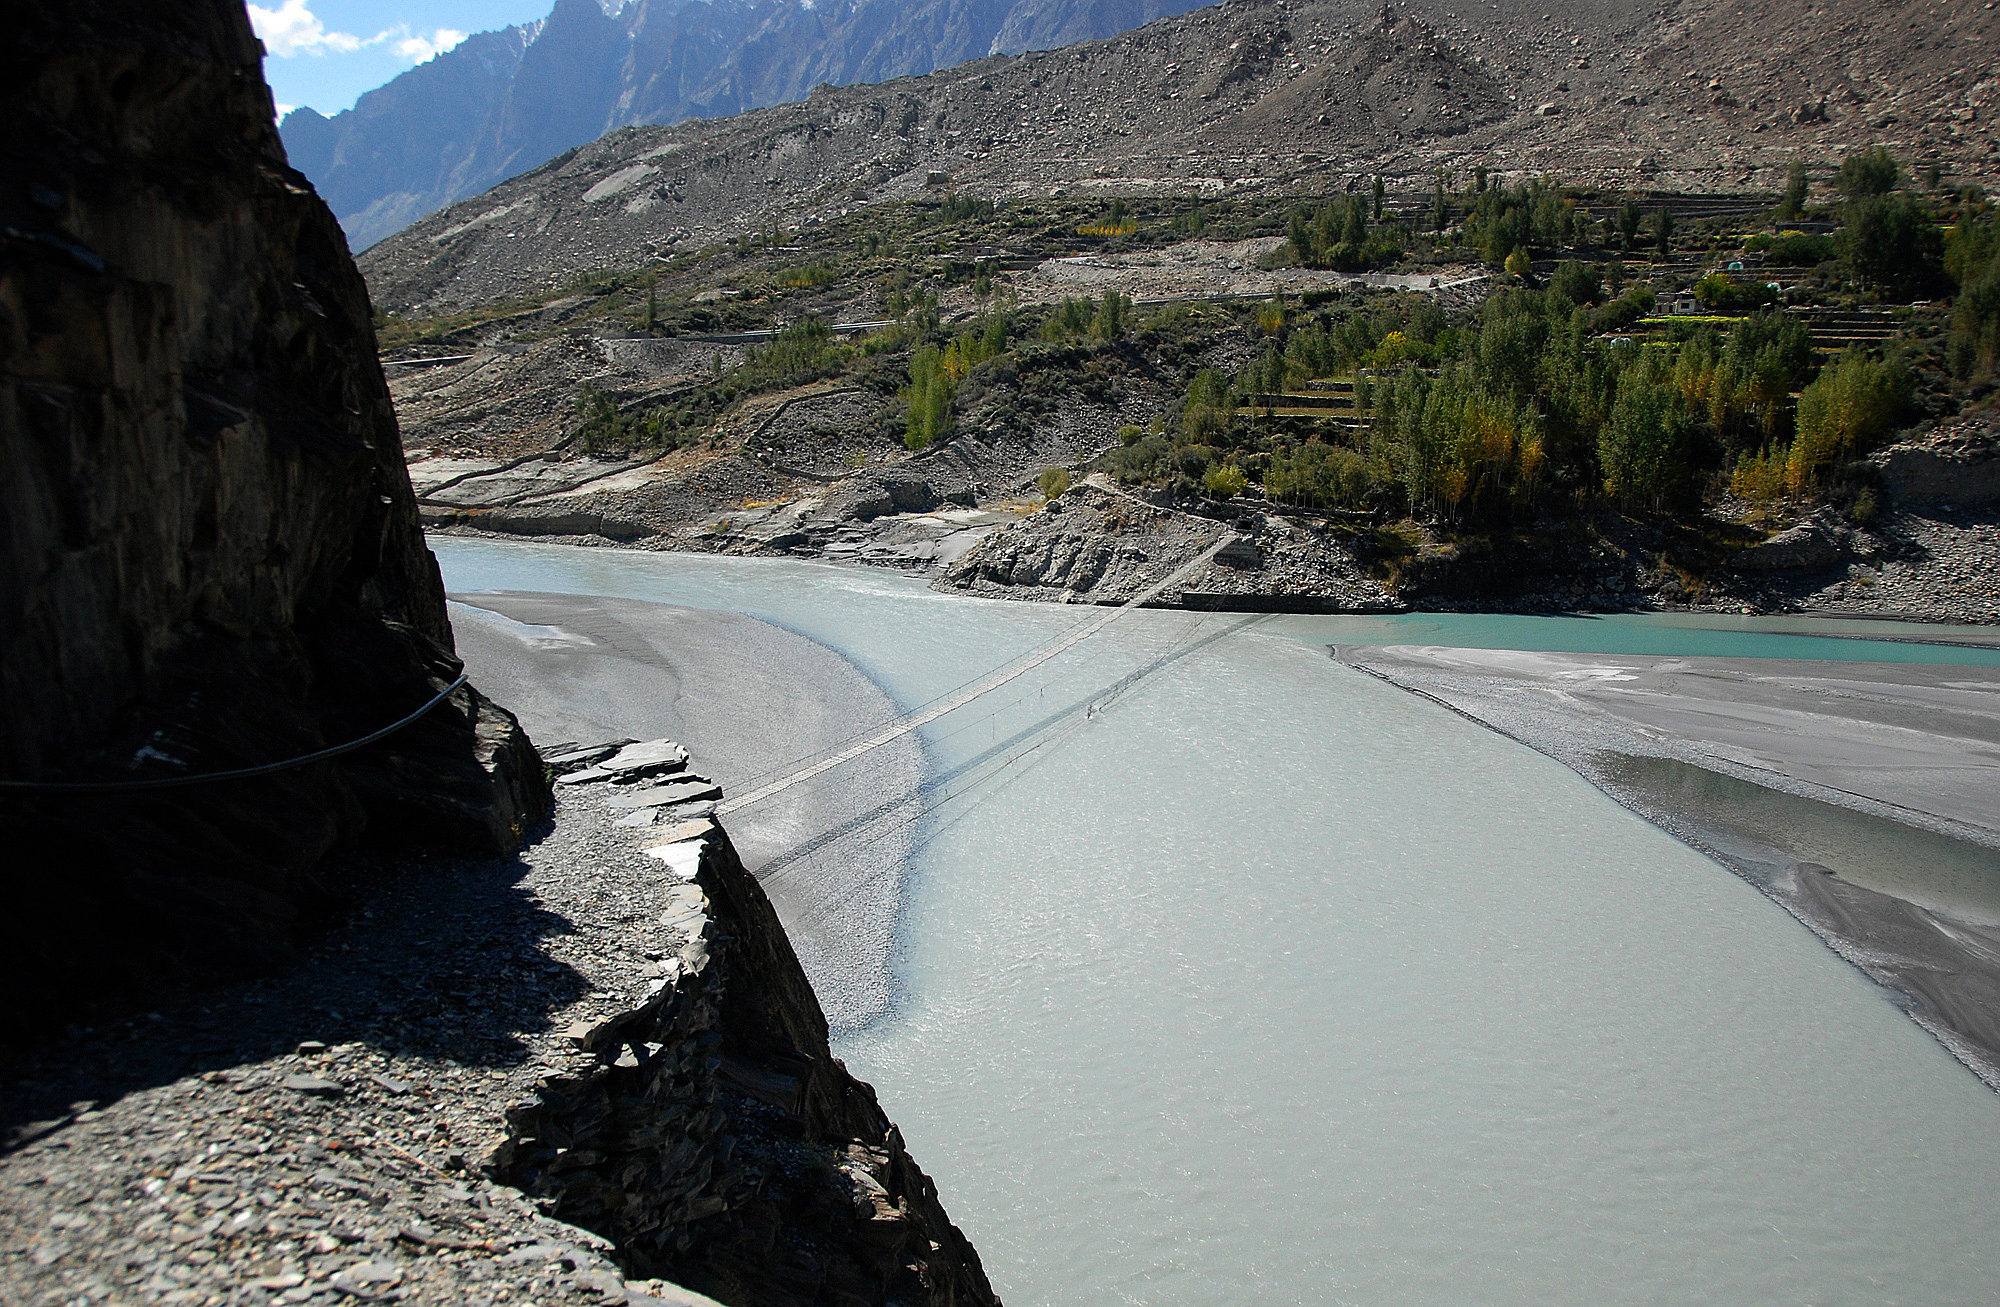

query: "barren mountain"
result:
(282, 0), (1215, 249)
(359, 0), (1998, 313)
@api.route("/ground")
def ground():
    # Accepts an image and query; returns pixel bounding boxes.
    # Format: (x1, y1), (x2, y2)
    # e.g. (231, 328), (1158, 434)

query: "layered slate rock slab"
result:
(605, 778), (725, 810)
(615, 799), (720, 828)
(600, 739), (692, 779)
(544, 740), (638, 772)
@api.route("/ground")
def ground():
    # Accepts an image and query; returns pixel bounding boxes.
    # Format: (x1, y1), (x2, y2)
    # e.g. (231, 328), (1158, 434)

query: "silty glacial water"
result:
(435, 538), (2000, 1305)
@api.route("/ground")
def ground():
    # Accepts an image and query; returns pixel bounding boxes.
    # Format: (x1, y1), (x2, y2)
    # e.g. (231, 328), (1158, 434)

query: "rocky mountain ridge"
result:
(359, 0), (1998, 314)
(281, 0), (1215, 250)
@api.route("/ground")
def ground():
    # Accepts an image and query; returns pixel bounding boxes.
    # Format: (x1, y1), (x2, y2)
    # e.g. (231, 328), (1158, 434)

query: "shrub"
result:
(1203, 463), (1248, 499)
(1112, 435), (1167, 483)
(573, 384), (634, 454)
(1766, 231), (1835, 265)
(1693, 272), (1777, 310)
(777, 263), (837, 289)
(1503, 246), (1532, 278)
(1037, 466), (1072, 498)
(749, 317), (839, 384)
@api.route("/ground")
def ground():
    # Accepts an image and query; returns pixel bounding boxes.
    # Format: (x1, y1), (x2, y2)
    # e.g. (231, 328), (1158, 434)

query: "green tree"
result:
(1788, 348), (1907, 490)
(903, 345), (954, 450)
(1617, 201), (1642, 251)
(1091, 290), (1130, 339)
(1839, 195), (1943, 295)
(1182, 369), (1237, 444)
(1373, 175), (1387, 222)
(1767, 231), (1835, 265)
(1654, 207), (1674, 256)
(1599, 366), (1693, 507)
(1550, 260), (1604, 305)
(1777, 156), (1809, 220)
(1836, 145), (1899, 198)
(1946, 214), (2000, 379)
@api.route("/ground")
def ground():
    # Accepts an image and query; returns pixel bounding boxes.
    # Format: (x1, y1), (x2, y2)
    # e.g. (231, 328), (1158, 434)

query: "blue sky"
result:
(251, 0), (558, 118)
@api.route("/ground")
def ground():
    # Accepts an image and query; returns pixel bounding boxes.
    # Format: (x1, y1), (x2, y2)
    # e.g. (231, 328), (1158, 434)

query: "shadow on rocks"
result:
(0, 817), (583, 1151)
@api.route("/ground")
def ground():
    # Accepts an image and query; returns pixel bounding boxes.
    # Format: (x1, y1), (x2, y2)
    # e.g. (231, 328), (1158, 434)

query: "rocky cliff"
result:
(0, 0), (548, 1047)
(494, 749), (997, 1305)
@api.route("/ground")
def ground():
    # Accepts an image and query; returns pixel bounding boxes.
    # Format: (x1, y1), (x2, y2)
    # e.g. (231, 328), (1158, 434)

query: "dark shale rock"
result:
(0, 0), (548, 1047)
(491, 815), (999, 1307)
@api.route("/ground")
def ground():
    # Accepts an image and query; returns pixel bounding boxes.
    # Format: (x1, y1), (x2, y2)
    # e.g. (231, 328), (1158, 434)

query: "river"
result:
(433, 538), (2000, 1306)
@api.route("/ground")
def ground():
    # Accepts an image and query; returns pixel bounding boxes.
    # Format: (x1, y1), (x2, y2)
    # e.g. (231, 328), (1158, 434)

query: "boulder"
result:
(1736, 515), (1846, 571)
(824, 473), (943, 522)
(1870, 413), (2000, 507)
(1215, 535), (1265, 569)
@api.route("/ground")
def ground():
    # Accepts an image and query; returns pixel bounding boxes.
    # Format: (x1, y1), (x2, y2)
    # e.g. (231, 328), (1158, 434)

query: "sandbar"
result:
(1342, 644), (2000, 1089)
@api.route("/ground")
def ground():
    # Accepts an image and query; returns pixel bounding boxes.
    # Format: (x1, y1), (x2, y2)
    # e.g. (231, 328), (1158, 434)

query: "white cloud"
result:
(249, 0), (370, 57)
(395, 28), (469, 64)
(249, 2), (464, 65)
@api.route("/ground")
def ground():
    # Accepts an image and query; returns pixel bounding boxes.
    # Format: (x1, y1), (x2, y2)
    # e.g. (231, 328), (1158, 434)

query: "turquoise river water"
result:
(434, 539), (2000, 1306)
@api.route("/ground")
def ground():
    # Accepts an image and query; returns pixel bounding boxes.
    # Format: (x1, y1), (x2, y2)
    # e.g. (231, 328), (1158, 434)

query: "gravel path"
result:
(0, 796), (730, 1307)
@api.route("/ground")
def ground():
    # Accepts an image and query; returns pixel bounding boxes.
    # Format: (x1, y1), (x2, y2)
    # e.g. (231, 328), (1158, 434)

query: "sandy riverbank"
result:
(1342, 645), (2000, 1089)
(448, 592), (922, 1030)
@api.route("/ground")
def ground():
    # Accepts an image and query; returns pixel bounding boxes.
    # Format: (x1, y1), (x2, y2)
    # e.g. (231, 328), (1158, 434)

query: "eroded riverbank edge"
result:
(1340, 645), (2000, 1091)
(445, 592), (928, 1032)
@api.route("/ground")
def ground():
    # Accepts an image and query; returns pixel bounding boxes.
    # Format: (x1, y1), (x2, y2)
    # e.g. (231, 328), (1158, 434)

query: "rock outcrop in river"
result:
(0, 0), (551, 1045)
